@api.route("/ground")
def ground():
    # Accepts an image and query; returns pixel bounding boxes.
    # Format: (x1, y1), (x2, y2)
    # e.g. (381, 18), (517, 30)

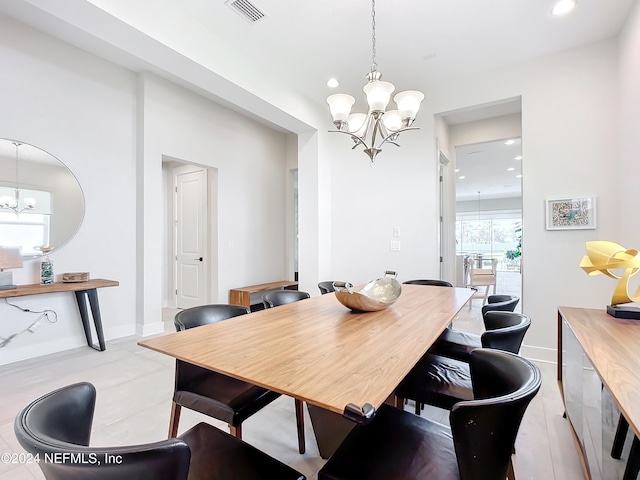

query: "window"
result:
(0, 212), (51, 256)
(456, 210), (521, 271)
(0, 188), (52, 256)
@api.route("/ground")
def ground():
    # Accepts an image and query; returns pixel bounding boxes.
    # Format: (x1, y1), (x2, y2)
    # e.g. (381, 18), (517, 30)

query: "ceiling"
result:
(0, 0), (635, 199)
(1, 0), (635, 110)
(455, 138), (522, 202)
(178, 0), (635, 107)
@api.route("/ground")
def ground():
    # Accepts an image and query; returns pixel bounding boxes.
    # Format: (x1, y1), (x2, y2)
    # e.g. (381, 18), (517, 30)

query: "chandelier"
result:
(0, 142), (36, 214)
(326, 0), (424, 165)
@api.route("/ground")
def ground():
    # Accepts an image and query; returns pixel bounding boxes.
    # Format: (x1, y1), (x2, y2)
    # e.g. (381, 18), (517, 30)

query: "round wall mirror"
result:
(0, 139), (84, 257)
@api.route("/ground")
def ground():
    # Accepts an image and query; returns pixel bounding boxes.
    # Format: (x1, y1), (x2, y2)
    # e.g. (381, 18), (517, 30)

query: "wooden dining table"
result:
(139, 284), (473, 457)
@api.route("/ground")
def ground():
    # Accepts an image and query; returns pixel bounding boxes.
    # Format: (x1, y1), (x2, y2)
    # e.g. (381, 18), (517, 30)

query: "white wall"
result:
(0, 15), (293, 363)
(328, 127), (440, 284)
(139, 74), (290, 332)
(619, 0), (640, 249)
(0, 15), (137, 364)
(427, 39), (620, 361)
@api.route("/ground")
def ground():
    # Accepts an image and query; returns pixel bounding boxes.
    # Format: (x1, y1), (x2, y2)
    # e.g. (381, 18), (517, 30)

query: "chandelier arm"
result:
(374, 126), (420, 149)
(328, 130), (372, 150)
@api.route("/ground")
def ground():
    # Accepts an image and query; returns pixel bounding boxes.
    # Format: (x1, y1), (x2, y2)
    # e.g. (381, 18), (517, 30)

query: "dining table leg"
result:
(306, 404), (356, 459)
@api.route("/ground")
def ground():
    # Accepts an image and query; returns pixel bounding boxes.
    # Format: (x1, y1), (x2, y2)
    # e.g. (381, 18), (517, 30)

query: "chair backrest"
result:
(481, 295), (519, 316)
(14, 382), (191, 480)
(402, 279), (453, 287)
(263, 290), (310, 308)
(174, 304), (250, 331)
(450, 349), (541, 480)
(468, 258), (497, 287)
(318, 281), (337, 295)
(486, 294), (513, 304)
(480, 311), (531, 354)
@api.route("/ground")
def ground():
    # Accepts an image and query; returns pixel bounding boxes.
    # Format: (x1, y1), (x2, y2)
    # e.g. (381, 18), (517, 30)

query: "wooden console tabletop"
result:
(0, 279), (118, 298)
(0, 279), (119, 351)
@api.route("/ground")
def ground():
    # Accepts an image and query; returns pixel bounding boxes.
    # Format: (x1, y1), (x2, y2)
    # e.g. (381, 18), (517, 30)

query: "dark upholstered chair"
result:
(319, 349), (541, 480)
(260, 292), (311, 452)
(14, 382), (305, 480)
(396, 312), (531, 413)
(318, 281), (338, 295)
(428, 311), (531, 363)
(481, 294), (519, 316)
(262, 290), (310, 308)
(402, 279), (453, 287)
(171, 304), (304, 454)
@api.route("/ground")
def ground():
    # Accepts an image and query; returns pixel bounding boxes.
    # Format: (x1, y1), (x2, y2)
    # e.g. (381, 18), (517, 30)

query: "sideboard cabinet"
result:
(558, 307), (640, 479)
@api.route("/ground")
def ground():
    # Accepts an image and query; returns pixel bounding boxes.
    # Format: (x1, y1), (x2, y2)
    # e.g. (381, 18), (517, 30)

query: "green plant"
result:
(504, 223), (522, 259)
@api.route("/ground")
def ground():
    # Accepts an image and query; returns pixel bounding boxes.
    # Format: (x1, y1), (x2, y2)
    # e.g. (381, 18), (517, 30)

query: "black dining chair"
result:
(428, 311), (531, 363)
(402, 279), (453, 287)
(396, 312), (531, 413)
(170, 304), (305, 454)
(14, 382), (306, 480)
(481, 294), (520, 316)
(318, 281), (338, 295)
(318, 349), (541, 480)
(262, 290), (310, 308)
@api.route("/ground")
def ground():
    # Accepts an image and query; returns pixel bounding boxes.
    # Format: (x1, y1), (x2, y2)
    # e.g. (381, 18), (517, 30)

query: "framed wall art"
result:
(546, 197), (597, 230)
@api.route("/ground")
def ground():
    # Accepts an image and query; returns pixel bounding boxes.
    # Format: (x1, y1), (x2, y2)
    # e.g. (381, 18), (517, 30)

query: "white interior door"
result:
(174, 165), (207, 308)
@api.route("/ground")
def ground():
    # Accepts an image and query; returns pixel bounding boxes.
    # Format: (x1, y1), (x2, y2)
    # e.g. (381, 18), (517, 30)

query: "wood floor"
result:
(0, 277), (585, 479)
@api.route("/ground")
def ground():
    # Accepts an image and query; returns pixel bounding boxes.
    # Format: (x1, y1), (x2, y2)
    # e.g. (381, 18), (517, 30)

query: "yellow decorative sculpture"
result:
(579, 241), (640, 305)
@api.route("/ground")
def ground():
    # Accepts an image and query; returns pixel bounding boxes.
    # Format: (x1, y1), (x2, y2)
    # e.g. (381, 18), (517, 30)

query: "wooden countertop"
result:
(0, 279), (119, 298)
(559, 306), (640, 437)
(140, 285), (473, 415)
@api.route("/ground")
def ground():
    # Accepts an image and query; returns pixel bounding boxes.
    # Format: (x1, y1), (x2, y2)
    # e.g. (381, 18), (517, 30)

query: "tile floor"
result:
(0, 279), (585, 479)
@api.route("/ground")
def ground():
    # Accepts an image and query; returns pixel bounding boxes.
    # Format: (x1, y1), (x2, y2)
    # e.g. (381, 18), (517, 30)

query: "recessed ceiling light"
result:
(327, 78), (339, 88)
(552, 0), (576, 16)
(504, 139), (515, 145)
(514, 155), (523, 160)
(507, 167), (515, 171)
(454, 168), (460, 172)
(458, 176), (466, 180)
(516, 174), (523, 178)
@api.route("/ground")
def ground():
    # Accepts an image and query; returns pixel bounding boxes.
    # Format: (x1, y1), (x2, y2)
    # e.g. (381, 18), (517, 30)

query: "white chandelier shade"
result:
(326, 94), (355, 123)
(394, 90), (425, 120)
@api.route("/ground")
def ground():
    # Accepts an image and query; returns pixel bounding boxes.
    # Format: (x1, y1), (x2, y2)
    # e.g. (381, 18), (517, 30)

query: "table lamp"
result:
(0, 246), (23, 290)
(579, 241), (640, 319)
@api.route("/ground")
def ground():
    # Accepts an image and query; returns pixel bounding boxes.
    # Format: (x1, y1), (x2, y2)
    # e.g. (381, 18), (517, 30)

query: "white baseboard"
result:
(105, 324), (136, 340)
(136, 321), (165, 337)
(0, 336), (86, 366)
(0, 324), (137, 366)
(520, 344), (557, 364)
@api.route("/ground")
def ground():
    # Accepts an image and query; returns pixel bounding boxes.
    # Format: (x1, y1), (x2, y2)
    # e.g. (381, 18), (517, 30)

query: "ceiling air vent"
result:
(225, 0), (267, 23)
